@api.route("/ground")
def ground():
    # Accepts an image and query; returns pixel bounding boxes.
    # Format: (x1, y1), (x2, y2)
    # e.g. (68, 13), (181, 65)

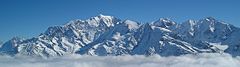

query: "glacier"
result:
(1, 14), (240, 58)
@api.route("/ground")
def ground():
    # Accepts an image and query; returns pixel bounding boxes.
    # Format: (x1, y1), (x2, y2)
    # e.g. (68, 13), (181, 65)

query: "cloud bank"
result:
(0, 53), (239, 67)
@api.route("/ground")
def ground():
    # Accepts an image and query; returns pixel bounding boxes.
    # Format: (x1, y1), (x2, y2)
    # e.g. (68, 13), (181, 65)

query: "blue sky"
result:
(0, 0), (239, 42)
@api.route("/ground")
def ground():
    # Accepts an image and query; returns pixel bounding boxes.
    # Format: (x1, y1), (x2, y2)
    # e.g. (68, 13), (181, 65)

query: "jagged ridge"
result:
(1, 15), (240, 58)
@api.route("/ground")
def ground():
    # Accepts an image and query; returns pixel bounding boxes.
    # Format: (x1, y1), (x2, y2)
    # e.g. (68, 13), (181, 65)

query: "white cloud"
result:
(0, 53), (240, 67)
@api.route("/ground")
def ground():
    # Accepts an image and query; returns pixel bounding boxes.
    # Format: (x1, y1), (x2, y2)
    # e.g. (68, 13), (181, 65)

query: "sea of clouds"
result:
(0, 53), (239, 67)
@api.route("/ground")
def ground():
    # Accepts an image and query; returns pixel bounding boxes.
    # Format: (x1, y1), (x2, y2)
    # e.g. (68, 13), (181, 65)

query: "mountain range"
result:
(1, 14), (240, 58)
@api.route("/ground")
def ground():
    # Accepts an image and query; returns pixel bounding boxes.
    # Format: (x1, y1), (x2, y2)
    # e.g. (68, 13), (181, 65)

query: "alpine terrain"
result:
(1, 14), (240, 58)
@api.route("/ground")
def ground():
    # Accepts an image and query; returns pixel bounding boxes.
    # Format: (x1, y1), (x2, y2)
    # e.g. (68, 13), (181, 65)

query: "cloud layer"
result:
(0, 53), (239, 67)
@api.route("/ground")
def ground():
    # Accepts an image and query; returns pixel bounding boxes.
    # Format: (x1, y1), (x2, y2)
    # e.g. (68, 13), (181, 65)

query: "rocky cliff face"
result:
(1, 15), (240, 58)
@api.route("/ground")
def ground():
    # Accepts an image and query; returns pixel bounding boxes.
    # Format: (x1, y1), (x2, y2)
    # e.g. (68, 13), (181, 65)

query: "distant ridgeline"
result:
(1, 14), (240, 58)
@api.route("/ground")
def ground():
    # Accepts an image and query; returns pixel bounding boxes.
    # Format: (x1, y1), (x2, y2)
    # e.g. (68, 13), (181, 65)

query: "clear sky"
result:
(0, 0), (239, 42)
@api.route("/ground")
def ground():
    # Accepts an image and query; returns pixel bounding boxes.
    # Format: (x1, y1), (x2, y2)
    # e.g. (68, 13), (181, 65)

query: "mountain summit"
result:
(1, 15), (240, 58)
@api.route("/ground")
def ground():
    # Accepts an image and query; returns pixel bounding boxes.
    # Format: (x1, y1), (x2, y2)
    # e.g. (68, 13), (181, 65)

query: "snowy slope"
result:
(1, 15), (240, 57)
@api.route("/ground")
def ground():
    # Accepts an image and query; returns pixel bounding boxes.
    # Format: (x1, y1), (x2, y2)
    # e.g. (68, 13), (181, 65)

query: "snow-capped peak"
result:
(1, 15), (240, 58)
(123, 20), (139, 30)
(152, 18), (176, 28)
(204, 17), (216, 22)
(98, 14), (112, 18)
(85, 14), (120, 27)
